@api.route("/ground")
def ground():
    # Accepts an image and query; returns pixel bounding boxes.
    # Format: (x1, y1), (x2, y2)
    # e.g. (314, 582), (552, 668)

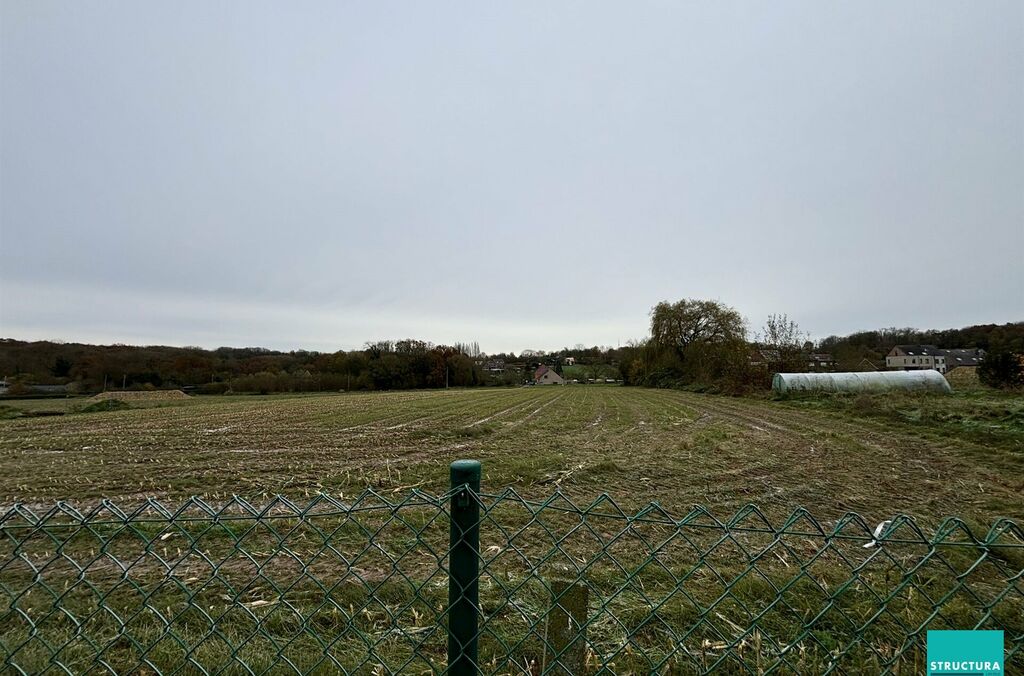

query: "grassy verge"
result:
(2, 494), (1020, 673)
(776, 388), (1024, 453)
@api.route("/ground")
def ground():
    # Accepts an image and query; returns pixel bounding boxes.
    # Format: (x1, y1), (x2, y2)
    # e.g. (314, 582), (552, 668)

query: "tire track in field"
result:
(567, 388), (657, 458)
(605, 388), (692, 435)
(378, 390), (517, 428)
(672, 394), (1024, 501)
(400, 390), (544, 433)
(702, 396), (1024, 487)
(689, 395), (918, 454)
(334, 389), (547, 457)
(324, 390), (545, 469)
(679, 395), (841, 445)
(364, 389), (557, 468)
(648, 392), (702, 424)
(329, 392), (448, 432)
(632, 389), (703, 427)
(504, 391), (566, 428)
(653, 395), (901, 514)
(466, 391), (549, 427)
(337, 390), (514, 434)
(683, 395), (916, 484)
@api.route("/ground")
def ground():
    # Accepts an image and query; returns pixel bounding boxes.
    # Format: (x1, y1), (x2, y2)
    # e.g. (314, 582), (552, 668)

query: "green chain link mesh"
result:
(2, 488), (1021, 674)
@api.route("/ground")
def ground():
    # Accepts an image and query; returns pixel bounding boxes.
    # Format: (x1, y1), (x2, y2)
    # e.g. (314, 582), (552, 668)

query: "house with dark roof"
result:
(807, 353), (836, 372)
(885, 345), (984, 374)
(941, 349), (986, 372)
(481, 359), (506, 373)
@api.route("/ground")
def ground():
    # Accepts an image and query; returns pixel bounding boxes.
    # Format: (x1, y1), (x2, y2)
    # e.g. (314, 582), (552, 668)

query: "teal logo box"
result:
(927, 630), (1003, 675)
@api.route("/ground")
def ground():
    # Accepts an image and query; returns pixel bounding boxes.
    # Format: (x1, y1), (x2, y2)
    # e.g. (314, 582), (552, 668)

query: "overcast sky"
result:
(1, 2), (1022, 354)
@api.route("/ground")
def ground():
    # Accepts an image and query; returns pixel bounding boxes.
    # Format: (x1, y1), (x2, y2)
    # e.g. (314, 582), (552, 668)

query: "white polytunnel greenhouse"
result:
(772, 370), (952, 394)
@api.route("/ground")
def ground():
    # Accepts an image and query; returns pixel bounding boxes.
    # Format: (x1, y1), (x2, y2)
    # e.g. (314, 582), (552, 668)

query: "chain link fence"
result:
(2, 460), (1022, 674)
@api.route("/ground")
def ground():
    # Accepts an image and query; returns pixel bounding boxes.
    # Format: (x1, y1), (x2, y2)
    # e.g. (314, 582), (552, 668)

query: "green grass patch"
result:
(780, 389), (1024, 453)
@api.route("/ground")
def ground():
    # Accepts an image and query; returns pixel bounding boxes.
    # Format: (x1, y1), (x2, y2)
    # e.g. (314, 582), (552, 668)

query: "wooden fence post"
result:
(542, 580), (589, 675)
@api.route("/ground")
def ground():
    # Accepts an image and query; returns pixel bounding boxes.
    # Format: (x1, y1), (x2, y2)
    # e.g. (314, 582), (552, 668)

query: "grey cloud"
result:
(2, 1), (1021, 352)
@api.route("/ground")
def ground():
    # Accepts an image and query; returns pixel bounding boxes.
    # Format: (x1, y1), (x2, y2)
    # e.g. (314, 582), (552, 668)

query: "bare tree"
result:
(758, 314), (807, 372)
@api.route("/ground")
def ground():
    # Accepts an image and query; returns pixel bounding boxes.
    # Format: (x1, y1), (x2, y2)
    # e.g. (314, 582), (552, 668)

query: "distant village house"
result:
(481, 359), (505, 373)
(533, 365), (565, 385)
(885, 345), (984, 374)
(807, 353), (835, 372)
(749, 349), (836, 373)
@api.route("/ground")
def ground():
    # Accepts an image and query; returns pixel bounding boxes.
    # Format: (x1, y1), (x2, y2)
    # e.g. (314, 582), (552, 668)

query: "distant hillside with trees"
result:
(0, 338), (628, 394)
(2, 320), (1019, 395)
(818, 322), (1024, 371)
(0, 339), (499, 394)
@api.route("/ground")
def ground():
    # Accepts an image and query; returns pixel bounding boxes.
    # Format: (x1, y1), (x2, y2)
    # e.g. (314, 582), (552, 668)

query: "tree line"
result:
(0, 338), (628, 394)
(2, 312), (1020, 395)
(0, 339), (503, 394)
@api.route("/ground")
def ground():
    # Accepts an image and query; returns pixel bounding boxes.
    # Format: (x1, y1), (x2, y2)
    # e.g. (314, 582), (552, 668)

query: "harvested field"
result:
(1, 387), (1021, 673)
(1, 387), (1020, 525)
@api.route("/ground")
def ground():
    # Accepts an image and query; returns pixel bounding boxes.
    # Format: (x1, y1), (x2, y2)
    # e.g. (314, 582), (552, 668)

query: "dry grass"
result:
(946, 365), (981, 388)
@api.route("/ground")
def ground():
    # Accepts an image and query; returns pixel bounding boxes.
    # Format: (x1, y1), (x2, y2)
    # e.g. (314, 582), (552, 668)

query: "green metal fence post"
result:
(448, 459), (481, 675)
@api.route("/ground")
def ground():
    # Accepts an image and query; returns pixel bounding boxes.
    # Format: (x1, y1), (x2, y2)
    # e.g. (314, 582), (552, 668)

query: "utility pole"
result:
(446, 365), (449, 389)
